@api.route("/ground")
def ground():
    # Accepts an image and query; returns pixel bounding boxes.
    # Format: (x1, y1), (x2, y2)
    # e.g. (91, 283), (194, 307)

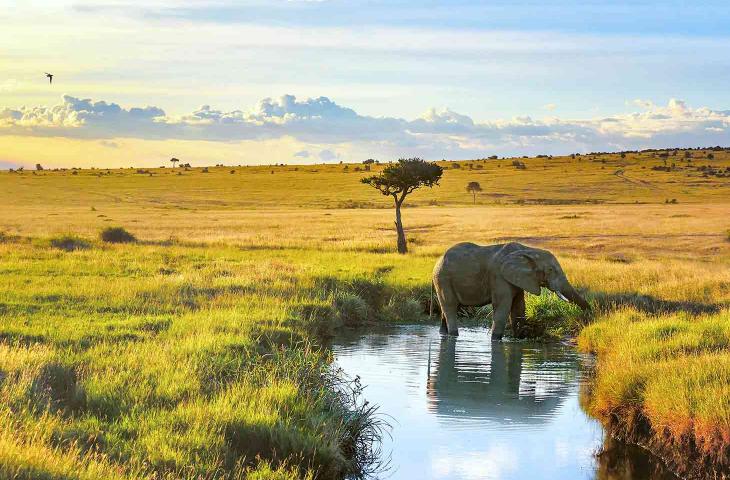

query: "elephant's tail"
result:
(429, 282), (434, 318)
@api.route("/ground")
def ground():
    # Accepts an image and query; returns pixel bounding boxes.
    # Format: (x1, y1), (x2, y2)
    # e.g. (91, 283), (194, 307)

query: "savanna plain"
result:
(1, 149), (729, 479)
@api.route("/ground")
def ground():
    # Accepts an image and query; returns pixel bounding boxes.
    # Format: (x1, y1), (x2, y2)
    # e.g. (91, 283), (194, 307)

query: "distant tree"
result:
(170, 157), (179, 168)
(35, 163), (44, 171)
(361, 158), (443, 254)
(466, 181), (483, 204)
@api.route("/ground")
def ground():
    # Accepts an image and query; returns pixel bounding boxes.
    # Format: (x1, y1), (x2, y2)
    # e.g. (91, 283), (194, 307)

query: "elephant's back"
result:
(433, 242), (483, 277)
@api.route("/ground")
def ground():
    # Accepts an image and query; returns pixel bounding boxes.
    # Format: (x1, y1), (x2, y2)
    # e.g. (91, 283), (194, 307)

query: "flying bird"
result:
(45, 73), (53, 84)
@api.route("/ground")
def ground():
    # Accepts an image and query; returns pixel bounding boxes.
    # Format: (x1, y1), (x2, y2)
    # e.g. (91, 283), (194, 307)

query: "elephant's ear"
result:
(500, 251), (541, 295)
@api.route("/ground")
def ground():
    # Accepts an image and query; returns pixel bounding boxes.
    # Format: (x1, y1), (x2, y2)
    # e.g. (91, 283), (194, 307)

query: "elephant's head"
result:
(499, 246), (590, 310)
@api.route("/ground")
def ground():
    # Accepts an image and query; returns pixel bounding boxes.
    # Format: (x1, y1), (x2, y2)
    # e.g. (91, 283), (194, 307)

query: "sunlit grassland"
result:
(1, 149), (729, 477)
(578, 308), (730, 477)
(0, 241), (423, 479)
(2, 149), (729, 211)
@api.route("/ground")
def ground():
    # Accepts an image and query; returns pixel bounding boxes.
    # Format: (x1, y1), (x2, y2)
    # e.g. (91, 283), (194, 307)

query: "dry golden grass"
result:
(2, 149), (729, 209)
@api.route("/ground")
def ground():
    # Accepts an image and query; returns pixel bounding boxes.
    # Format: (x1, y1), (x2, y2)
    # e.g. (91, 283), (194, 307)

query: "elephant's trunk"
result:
(559, 283), (590, 310)
(550, 277), (590, 310)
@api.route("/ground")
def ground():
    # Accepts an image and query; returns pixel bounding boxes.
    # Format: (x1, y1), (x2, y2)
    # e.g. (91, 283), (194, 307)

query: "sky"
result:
(1, 0), (730, 168)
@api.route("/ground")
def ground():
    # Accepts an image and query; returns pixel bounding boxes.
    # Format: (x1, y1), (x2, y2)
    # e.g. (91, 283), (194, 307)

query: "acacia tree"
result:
(466, 181), (482, 204)
(361, 158), (443, 254)
(170, 157), (179, 168)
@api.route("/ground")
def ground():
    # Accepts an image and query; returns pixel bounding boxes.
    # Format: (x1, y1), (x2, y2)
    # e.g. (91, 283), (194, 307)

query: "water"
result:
(332, 325), (675, 480)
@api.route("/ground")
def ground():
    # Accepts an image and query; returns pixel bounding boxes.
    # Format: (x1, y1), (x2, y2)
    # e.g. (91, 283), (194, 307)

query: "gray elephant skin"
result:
(432, 242), (590, 339)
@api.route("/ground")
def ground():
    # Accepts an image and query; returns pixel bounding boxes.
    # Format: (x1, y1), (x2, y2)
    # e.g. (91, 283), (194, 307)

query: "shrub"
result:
(49, 235), (92, 252)
(525, 290), (584, 337)
(99, 226), (136, 244)
(0, 231), (19, 243)
(334, 292), (370, 326)
(382, 297), (423, 323)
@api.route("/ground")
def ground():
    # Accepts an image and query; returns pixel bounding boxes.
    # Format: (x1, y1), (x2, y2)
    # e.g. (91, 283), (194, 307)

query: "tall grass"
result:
(578, 308), (730, 477)
(0, 241), (402, 479)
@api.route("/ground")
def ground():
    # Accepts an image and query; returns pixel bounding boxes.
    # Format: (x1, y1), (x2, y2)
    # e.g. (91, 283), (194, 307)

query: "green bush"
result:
(334, 292), (370, 326)
(525, 290), (584, 337)
(49, 234), (92, 252)
(100, 226), (136, 244)
(382, 297), (423, 323)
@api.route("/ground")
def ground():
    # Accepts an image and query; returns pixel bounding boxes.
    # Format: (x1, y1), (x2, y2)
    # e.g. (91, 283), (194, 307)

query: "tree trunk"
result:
(472, 192), (476, 204)
(394, 199), (407, 254)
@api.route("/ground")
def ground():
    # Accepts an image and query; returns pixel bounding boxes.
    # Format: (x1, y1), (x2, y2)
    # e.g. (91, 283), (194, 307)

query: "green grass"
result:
(578, 308), (730, 476)
(0, 240), (416, 479)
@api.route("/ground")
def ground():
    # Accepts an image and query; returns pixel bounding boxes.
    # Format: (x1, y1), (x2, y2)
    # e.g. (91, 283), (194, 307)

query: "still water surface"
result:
(332, 325), (674, 480)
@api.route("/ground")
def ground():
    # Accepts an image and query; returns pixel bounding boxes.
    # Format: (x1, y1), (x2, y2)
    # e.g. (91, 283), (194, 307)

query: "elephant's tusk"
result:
(555, 291), (569, 302)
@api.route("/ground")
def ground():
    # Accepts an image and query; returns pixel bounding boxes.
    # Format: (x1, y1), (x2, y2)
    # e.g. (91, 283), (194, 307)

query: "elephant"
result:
(432, 242), (590, 339)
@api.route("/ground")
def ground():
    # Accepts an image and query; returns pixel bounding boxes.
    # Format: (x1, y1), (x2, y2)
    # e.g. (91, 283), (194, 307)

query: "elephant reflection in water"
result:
(426, 336), (579, 424)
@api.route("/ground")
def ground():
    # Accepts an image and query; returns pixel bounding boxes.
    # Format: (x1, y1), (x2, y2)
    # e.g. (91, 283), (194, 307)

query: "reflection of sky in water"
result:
(333, 325), (671, 480)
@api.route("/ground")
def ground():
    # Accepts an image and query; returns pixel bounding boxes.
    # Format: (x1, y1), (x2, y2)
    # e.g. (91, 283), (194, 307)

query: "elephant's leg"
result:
(435, 284), (459, 336)
(510, 290), (526, 338)
(491, 300), (512, 341)
(443, 303), (459, 336)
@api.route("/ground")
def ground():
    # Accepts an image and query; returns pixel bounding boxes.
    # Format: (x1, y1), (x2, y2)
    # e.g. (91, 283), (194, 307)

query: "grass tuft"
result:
(99, 226), (136, 244)
(382, 297), (424, 323)
(48, 234), (92, 251)
(334, 292), (370, 326)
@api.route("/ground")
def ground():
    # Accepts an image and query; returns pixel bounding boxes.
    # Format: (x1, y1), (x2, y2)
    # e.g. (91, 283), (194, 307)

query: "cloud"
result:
(0, 95), (165, 138)
(1, 95), (729, 160)
(543, 103), (557, 111)
(318, 149), (338, 162)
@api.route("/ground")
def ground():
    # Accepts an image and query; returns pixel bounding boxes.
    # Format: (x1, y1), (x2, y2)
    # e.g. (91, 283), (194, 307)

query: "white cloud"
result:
(1, 95), (729, 161)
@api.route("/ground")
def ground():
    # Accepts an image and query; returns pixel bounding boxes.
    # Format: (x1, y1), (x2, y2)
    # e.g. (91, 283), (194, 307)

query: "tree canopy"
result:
(360, 158), (443, 204)
(466, 181), (483, 193)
